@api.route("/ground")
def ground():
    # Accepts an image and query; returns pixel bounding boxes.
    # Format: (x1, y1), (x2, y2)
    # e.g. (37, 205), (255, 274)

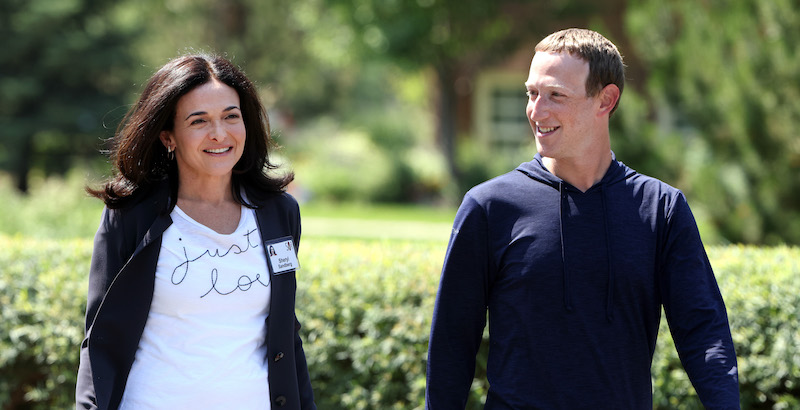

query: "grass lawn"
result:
(300, 201), (455, 241)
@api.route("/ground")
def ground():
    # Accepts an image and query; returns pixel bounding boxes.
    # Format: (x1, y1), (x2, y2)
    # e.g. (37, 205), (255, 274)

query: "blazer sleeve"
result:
(660, 193), (740, 408)
(293, 316), (316, 409)
(290, 199), (316, 409)
(293, 202), (317, 409)
(76, 207), (132, 409)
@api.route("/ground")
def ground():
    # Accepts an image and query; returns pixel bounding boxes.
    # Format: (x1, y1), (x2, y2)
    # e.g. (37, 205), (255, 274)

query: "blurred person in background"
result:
(77, 54), (316, 410)
(426, 28), (739, 409)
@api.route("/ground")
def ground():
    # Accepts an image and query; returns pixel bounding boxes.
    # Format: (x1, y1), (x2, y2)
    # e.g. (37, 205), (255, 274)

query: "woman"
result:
(77, 54), (316, 409)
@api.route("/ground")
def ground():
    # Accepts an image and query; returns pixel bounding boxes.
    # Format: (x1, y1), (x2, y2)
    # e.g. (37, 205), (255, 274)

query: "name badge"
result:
(265, 236), (300, 275)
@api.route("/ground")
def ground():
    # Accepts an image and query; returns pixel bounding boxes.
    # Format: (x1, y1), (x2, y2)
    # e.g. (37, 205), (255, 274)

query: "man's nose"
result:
(527, 96), (548, 122)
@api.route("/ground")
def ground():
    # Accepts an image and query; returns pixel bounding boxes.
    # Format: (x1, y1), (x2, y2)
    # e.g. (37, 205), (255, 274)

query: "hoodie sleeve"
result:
(426, 193), (490, 409)
(660, 192), (740, 409)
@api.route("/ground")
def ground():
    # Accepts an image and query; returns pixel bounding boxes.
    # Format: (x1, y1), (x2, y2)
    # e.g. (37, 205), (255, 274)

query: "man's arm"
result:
(426, 194), (491, 409)
(660, 193), (740, 409)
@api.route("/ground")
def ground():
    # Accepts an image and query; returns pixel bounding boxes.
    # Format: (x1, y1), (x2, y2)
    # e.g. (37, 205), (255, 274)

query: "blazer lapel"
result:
(91, 212), (172, 410)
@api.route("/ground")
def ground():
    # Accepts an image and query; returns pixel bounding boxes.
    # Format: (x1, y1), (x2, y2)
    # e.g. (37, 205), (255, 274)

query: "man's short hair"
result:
(536, 28), (625, 115)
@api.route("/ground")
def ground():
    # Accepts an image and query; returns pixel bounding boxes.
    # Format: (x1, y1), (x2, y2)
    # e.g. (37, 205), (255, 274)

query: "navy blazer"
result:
(76, 182), (316, 409)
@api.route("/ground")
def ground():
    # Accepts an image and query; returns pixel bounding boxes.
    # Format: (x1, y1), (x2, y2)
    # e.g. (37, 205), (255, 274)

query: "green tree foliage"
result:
(120, 0), (445, 202)
(0, 0), (361, 194)
(123, 0), (341, 118)
(3, 0), (798, 244)
(318, 0), (607, 186)
(0, 0), (140, 192)
(624, 0), (800, 244)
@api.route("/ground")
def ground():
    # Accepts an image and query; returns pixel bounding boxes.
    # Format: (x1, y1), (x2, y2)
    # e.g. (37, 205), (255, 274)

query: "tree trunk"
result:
(434, 64), (460, 189)
(14, 135), (33, 194)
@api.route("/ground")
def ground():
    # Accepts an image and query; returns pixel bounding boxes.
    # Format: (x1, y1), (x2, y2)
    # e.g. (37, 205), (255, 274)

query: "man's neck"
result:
(542, 150), (613, 192)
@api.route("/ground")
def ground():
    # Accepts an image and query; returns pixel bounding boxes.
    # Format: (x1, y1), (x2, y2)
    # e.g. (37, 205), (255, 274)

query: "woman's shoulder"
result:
(275, 191), (299, 209)
(246, 186), (298, 209)
(121, 181), (171, 213)
(99, 181), (171, 230)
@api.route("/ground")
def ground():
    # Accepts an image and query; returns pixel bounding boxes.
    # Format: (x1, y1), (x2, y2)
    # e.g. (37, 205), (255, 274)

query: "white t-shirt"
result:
(119, 205), (272, 409)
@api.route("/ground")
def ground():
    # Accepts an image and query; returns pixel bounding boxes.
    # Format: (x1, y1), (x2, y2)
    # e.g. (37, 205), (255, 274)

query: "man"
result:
(425, 28), (739, 409)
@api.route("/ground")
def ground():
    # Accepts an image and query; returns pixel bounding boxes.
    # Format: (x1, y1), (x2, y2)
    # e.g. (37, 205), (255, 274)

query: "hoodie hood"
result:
(515, 152), (635, 191)
(515, 152), (638, 322)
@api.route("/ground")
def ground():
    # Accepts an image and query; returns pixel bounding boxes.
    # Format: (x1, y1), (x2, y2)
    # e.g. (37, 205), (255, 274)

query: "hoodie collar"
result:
(515, 151), (633, 192)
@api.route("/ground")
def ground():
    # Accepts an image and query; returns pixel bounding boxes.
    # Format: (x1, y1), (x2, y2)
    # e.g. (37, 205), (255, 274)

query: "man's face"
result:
(525, 51), (603, 161)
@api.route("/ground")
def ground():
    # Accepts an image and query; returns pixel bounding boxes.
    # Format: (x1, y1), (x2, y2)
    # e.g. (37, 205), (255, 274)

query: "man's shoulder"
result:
(623, 170), (683, 197)
(615, 169), (692, 217)
(457, 170), (555, 219)
(467, 169), (536, 199)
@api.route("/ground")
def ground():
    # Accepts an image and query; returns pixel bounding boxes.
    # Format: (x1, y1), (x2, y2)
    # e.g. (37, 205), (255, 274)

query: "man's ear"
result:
(597, 84), (620, 117)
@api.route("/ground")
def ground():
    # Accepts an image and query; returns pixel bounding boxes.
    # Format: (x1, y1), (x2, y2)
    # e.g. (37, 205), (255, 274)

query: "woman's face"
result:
(160, 79), (246, 186)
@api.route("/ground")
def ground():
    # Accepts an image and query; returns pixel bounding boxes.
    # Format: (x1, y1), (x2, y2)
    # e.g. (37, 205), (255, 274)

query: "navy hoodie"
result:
(426, 154), (739, 409)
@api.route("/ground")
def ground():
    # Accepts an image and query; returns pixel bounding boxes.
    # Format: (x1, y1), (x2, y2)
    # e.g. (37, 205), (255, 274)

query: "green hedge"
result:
(0, 236), (90, 409)
(1, 236), (798, 409)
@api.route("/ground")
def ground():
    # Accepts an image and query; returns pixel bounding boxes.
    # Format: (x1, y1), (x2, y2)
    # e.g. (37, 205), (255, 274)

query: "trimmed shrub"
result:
(297, 239), (440, 409)
(0, 236), (91, 409)
(651, 246), (800, 409)
(0, 236), (798, 409)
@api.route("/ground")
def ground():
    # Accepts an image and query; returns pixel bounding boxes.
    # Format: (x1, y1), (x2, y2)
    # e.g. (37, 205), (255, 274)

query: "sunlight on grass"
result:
(299, 201), (457, 223)
(302, 216), (452, 242)
(300, 201), (455, 241)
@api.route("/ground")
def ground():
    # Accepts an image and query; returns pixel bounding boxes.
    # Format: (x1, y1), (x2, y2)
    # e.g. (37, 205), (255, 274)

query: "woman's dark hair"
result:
(87, 53), (293, 209)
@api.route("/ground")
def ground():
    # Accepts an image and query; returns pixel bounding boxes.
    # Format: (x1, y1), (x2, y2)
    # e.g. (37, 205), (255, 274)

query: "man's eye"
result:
(526, 90), (537, 98)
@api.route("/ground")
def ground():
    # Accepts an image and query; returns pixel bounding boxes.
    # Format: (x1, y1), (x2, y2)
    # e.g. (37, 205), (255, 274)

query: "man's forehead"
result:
(530, 51), (588, 70)
(526, 51), (588, 86)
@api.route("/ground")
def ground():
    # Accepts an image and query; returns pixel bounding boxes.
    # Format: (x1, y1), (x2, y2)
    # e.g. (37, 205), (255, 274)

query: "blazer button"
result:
(275, 395), (287, 406)
(274, 351), (285, 362)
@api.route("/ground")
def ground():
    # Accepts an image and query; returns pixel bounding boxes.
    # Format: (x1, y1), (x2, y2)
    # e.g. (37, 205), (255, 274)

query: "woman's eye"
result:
(225, 113), (241, 120)
(190, 118), (206, 125)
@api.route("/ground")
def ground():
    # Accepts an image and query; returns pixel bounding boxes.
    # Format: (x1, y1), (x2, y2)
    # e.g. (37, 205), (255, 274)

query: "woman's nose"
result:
(208, 121), (225, 140)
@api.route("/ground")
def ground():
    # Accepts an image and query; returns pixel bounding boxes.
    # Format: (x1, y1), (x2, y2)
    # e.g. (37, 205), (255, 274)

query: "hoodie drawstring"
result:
(600, 186), (615, 322)
(559, 182), (573, 312)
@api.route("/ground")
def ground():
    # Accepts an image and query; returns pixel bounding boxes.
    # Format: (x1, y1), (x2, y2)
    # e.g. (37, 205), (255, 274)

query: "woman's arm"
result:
(76, 207), (130, 409)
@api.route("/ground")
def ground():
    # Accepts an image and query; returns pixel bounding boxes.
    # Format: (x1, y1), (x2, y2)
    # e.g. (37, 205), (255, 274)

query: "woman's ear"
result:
(159, 130), (173, 149)
(597, 84), (620, 117)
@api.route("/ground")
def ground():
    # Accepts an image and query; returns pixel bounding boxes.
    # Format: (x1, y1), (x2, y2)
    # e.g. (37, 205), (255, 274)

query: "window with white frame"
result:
(473, 71), (533, 151)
